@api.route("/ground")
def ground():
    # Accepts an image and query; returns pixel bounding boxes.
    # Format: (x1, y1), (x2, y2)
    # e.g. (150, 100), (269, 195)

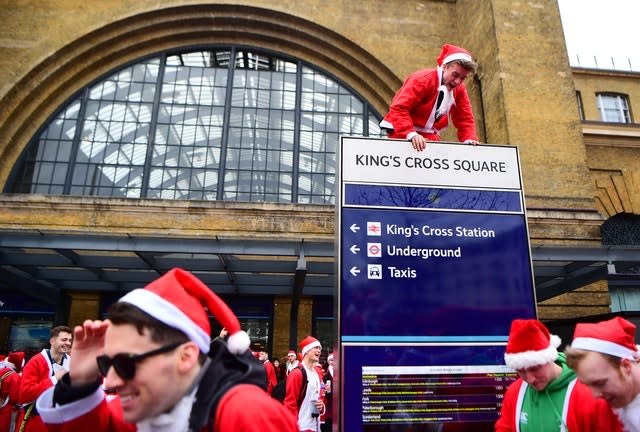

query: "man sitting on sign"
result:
(380, 43), (480, 151)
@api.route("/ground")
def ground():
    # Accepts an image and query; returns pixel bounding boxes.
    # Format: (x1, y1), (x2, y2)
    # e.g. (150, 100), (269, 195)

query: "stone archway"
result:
(0, 4), (400, 187)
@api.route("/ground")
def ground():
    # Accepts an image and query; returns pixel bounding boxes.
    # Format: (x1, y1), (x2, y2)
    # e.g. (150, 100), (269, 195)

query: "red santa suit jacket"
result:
(284, 364), (325, 431)
(381, 66), (477, 142)
(18, 349), (70, 432)
(263, 359), (277, 395)
(0, 366), (21, 432)
(36, 383), (296, 432)
(495, 377), (621, 432)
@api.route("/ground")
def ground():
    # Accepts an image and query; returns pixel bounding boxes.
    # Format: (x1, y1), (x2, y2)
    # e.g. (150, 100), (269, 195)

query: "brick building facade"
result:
(0, 0), (638, 357)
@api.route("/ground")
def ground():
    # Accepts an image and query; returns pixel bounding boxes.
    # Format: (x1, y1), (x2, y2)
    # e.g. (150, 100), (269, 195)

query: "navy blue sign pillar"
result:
(337, 137), (536, 431)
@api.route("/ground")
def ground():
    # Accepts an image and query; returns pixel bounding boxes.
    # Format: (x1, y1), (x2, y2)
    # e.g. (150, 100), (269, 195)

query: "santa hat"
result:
(300, 336), (321, 357)
(437, 43), (473, 66)
(6, 352), (25, 371)
(287, 349), (297, 357)
(504, 319), (561, 369)
(572, 317), (639, 360)
(118, 268), (250, 355)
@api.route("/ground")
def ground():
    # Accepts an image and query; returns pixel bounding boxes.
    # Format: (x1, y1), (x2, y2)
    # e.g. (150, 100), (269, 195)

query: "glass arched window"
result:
(9, 47), (384, 204)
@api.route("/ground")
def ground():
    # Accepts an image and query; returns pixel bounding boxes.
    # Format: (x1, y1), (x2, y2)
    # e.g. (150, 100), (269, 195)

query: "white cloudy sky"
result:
(557, 0), (640, 71)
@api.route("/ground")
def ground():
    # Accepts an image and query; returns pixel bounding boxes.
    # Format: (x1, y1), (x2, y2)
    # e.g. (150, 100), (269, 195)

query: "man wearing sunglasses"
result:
(35, 268), (298, 432)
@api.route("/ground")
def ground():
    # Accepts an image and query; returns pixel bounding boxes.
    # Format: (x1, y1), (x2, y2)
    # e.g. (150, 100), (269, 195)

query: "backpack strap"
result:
(297, 365), (308, 408)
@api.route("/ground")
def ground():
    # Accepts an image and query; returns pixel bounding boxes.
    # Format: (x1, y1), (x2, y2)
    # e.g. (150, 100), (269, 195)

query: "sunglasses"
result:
(96, 341), (182, 381)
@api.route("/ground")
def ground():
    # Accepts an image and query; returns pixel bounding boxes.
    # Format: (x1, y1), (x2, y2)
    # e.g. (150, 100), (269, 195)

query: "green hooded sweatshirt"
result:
(520, 353), (575, 432)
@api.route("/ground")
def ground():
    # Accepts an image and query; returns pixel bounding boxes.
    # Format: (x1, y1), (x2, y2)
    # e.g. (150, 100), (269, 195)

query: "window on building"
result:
(576, 91), (584, 120)
(596, 92), (631, 123)
(601, 213), (640, 312)
(8, 47), (384, 205)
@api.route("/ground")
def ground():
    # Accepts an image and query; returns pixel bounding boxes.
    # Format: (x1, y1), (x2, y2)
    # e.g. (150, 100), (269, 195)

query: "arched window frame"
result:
(7, 46), (384, 205)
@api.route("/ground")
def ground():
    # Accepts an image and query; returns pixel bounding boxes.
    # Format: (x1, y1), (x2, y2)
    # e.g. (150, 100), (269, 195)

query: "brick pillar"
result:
(67, 292), (100, 328)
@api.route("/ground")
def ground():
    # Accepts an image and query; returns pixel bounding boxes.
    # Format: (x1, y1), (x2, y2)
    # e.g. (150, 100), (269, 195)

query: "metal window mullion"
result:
(291, 61), (303, 202)
(265, 68), (275, 200)
(262, 70), (272, 200)
(140, 54), (167, 198)
(63, 87), (90, 194)
(248, 67), (257, 200)
(614, 95), (624, 122)
(216, 47), (237, 200)
(363, 101), (370, 136)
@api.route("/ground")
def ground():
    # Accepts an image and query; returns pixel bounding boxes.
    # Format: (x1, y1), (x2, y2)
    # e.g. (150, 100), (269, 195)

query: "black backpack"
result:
(271, 365), (307, 406)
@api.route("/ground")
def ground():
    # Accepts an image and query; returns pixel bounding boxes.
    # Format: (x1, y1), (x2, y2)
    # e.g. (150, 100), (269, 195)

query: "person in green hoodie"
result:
(495, 319), (621, 432)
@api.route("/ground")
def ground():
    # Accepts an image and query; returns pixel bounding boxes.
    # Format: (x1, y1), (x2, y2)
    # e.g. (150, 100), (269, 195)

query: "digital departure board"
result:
(342, 344), (518, 431)
(362, 365), (515, 427)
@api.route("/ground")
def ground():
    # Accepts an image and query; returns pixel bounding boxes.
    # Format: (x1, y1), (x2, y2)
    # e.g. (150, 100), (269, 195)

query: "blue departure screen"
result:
(342, 344), (518, 431)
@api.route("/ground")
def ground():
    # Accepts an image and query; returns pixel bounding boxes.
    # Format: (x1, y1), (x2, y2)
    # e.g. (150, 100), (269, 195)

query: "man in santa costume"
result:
(0, 351), (24, 432)
(566, 316), (640, 432)
(35, 268), (297, 432)
(284, 336), (325, 432)
(496, 319), (620, 431)
(258, 348), (278, 395)
(286, 349), (300, 375)
(380, 43), (480, 151)
(18, 325), (72, 432)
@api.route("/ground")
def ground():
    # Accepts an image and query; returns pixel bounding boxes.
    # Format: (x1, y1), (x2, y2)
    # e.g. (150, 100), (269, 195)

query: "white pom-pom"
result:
(227, 330), (250, 354)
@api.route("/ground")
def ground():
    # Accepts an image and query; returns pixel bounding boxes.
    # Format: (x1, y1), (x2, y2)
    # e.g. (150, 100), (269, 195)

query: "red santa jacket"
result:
(36, 338), (297, 432)
(37, 383), (297, 432)
(284, 363), (325, 430)
(0, 366), (21, 432)
(263, 359), (277, 395)
(495, 377), (621, 432)
(381, 67), (477, 142)
(18, 349), (70, 432)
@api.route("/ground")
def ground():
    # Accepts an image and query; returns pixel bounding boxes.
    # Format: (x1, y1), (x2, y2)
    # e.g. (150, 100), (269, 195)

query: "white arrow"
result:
(350, 245), (360, 254)
(350, 267), (360, 276)
(350, 224), (360, 233)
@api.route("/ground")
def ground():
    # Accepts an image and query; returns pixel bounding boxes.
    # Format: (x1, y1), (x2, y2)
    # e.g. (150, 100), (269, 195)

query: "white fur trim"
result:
(119, 289), (211, 354)
(515, 382), (528, 432)
(227, 330), (250, 354)
(37, 386), (105, 424)
(379, 119), (393, 130)
(572, 337), (637, 360)
(436, 84), (454, 118)
(301, 340), (321, 357)
(561, 379), (577, 432)
(505, 334), (561, 369)
(442, 52), (472, 64)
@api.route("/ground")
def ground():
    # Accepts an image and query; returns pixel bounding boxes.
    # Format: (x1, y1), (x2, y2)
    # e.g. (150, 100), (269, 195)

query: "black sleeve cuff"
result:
(52, 372), (103, 405)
